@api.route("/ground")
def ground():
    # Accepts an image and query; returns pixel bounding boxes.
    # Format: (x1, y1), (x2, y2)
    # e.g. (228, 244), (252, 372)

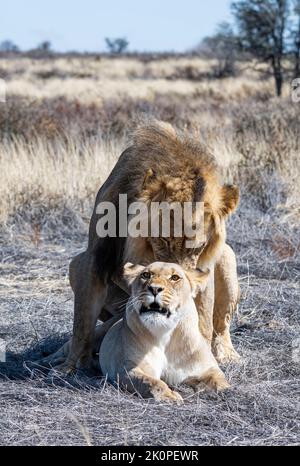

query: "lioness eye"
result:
(170, 274), (181, 281)
(141, 271), (151, 280)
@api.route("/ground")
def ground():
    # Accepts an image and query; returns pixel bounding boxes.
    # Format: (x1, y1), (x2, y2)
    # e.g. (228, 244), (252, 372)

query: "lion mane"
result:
(90, 121), (239, 281)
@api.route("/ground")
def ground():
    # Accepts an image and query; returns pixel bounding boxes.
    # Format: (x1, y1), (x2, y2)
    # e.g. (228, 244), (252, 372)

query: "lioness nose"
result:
(148, 285), (164, 296)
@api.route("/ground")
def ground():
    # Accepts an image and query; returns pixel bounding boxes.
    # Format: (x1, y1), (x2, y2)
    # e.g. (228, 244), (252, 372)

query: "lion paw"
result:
(38, 354), (67, 369)
(215, 346), (241, 365)
(49, 361), (77, 376)
(212, 336), (241, 364)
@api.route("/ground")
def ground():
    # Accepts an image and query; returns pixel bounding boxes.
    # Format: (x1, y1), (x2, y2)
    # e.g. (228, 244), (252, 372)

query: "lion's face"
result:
(149, 237), (204, 269)
(148, 209), (212, 268)
(141, 169), (239, 270)
(123, 262), (209, 333)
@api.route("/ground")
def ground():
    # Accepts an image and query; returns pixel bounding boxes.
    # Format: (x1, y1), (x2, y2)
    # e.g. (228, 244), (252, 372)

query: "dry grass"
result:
(0, 136), (120, 224)
(0, 54), (299, 446)
(1, 56), (287, 102)
(1, 96), (299, 223)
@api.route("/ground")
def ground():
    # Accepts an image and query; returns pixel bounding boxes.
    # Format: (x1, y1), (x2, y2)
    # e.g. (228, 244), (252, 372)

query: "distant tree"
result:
(105, 37), (129, 54)
(232, 0), (290, 96)
(37, 41), (52, 52)
(291, 0), (300, 77)
(0, 40), (19, 52)
(199, 22), (240, 77)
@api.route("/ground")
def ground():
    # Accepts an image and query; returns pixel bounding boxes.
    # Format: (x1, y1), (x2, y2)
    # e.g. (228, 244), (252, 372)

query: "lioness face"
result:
(123, 262), (209, 333)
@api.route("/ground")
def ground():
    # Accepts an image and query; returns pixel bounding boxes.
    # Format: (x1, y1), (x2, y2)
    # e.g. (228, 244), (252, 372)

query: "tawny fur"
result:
(48, 262), (229, 402)
(45, 121), (240, 373)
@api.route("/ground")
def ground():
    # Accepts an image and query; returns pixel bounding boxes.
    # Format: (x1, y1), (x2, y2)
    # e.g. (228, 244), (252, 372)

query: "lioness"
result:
(100, 262), (229, 401)
(51, 121), (240, 373)
(45, 262), (229, 401)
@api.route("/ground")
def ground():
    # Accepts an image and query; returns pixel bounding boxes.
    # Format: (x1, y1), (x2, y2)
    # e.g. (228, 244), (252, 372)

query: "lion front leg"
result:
(55, 251), (107, 374)
(212, 243), (240, 364)
(194, 269), (215, 346)
(41, 315), (120, 372)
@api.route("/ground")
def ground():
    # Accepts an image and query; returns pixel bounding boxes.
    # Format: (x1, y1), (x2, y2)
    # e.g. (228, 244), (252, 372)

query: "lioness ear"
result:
(186, 268), (210, 297)
(219, 184), (239, 217)
(123, 262), (145, 286)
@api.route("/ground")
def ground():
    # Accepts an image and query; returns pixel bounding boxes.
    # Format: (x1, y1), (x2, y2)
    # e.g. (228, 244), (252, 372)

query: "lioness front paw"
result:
(152, 386), (183, 403)
(205, 373), (230, 392)
(167, 390), (184, 403)
(185, 369), (230, 392)
(159, 390), (183, 404)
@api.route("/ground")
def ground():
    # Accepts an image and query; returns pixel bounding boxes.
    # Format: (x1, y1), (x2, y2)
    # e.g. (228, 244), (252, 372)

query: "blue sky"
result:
(2, 0), (232, 52)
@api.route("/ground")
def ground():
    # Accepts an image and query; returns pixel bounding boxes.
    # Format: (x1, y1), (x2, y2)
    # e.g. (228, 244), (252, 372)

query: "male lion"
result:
(45, 262), (229, 402)
(50, 121), (240, 373)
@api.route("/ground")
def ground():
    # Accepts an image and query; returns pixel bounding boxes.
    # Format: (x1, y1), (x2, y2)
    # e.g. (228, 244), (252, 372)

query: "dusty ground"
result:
(1, 202), (299, 446)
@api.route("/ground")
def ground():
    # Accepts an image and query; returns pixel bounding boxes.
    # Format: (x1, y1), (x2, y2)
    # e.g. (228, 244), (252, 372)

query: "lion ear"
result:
(219, 184), (239, 217)
(186, 268), (210, 297)
(123, 262), (145, 286)
(142, 168), (156, 188)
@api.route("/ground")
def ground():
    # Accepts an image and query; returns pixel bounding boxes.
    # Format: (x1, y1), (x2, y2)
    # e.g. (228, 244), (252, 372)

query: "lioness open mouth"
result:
(140, 303), (171, 317)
